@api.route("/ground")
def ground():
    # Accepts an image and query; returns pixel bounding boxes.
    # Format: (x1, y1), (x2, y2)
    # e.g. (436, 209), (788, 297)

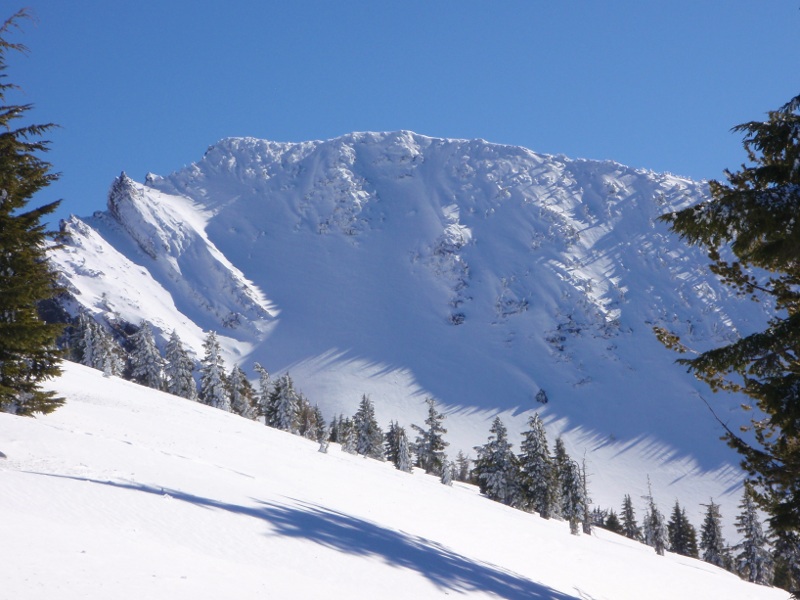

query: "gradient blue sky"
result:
(10, 2), (800, 224)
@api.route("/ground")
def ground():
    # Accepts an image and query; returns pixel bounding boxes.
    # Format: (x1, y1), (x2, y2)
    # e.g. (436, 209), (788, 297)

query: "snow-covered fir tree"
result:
(412, 397), (448, 476)
(581, 458), (592, 535)
(699, 499), (728, 568)
(163, 330), (197, 400)
(734, 483), (774, 585)
(353, 394), (384, 460)
(228, 365), (257, 420)
(667, 500), (699, 558)
(294, 394), (324, 441)
(253, 362), (270, 420)
(395, 426), (413, 473)
(621, 493), (643, 541)
(643, 480), (669, 556)
(560, 457), (586, 536)
(518, 413), (554, 518)
(473, 417), (521, 508)
(77, 312), (124, 376)
(266, 373), (299, 432)
(440, 459), (454, 486)
(128, 321), (164, 390)
(313, 405), (327, 443)
(550, 437), (574, 520)
(198, 331), (230, 411)
(339, 417), (357, 454)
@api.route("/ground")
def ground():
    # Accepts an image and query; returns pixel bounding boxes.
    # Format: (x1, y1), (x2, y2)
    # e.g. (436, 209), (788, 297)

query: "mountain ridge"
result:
(49, 131), (772, 521)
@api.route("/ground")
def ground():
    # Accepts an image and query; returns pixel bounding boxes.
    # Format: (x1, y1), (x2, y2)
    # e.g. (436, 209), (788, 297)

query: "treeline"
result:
(60, 313), (799, 593)
(592, 484), (793, 588)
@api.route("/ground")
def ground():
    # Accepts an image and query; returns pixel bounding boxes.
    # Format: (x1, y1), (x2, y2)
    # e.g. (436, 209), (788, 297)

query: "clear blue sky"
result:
(10, 2), (800, 225)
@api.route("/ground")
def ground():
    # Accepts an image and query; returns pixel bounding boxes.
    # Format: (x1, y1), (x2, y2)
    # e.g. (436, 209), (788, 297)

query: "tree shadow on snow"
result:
(255, 499), (578, 600)
(25, 472), (578, 600)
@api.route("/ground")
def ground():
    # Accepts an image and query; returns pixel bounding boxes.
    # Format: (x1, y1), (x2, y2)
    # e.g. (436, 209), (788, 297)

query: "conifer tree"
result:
(411, 397), (448, 476)
(296, 393), (319, 440)
(313, 405), (327, 443)
(440, 459), (454, 486)
(253, 362), (270, 420)
(455, 450), (471, 482)
(385, 420), (412, 471)
(581, 457), (593, 535)
(643, 480), (668, 555)
(164, 330), (196, 400)
(339, 417), (357, 454)
(551, 437), (574, 519)
(353, 394), (384, 460)
(621, 494), (643, 541)
(699, 499), (728, 569)
(328, 414), (341, 443)
(266, 373), (299, 432)
(771, 530), (800, 596)
(734, 483), (774, 585)
(77, 312), (124, 377)
(658, 94), (800, 537)
(472, 417), (521, 507)
(385, 420), (400, 465)
(604, 510), (624, 535)
(667, 500), (699, 558)
(229, 365), (256, 419)
(199, 331), (230, 411)
(518, 414), (554, 518)
(128, 321), (164, 390)
(395, 425), (413, 473)
(560, 457), (586, 535)
(0, 11), (64, 415)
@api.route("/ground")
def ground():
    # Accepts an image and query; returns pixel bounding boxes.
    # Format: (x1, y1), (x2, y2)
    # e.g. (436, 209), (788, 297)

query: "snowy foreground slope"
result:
(50, 131), (773, 528)
(0, 363), (786, 600)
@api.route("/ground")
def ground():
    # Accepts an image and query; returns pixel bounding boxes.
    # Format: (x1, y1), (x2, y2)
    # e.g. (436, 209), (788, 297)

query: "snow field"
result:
(0, 363), (787, 599)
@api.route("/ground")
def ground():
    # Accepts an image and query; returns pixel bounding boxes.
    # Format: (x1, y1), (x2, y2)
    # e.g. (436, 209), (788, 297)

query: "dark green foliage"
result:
(667, 501), (699, 558)
(0, 10), (64, 415)
(604, 509), (624, 535)
(659, 94), (800, 538)
(699, 499), (729, 569)
(771, 530), (800, 596)
(455, 450), (471, 482)
(620, 494), (642, 541)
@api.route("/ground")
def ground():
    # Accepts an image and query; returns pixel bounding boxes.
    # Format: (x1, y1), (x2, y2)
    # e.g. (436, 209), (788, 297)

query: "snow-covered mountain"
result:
(49, 132), (771, 527)
(0, 362), (787, 600)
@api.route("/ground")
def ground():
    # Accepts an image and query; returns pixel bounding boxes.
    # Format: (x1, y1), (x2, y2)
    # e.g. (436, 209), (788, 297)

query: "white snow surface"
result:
(49, 131), (774, 532)
(0, 362), (787, 600)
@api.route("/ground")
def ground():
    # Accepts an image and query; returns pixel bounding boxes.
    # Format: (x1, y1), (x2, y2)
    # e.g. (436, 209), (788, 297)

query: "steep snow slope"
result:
(50, 132), (771, 526)
(0, 363), (787, 600)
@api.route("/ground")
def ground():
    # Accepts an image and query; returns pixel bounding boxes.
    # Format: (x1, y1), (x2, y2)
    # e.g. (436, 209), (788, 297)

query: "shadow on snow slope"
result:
(27, 472), (578, 600)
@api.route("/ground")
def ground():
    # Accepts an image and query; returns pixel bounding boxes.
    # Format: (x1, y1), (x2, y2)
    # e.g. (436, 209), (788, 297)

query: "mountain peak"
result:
(48, 133), (770, 521)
